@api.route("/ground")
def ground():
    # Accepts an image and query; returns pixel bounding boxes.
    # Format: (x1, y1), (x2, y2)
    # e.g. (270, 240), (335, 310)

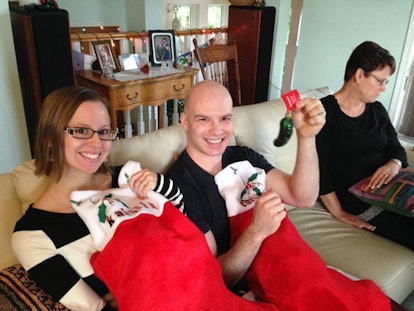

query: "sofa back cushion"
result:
(13, 160), (49, 213)
(232, 87), (331, 174)
(0, 173), (21, 268)
(108, 124), (187, 174)
(232, 99), (297, 174)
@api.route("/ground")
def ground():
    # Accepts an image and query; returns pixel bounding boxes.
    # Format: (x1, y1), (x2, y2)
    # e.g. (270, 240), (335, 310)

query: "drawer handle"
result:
(173, 84), (185, 91)
(126, 92), (139, 100)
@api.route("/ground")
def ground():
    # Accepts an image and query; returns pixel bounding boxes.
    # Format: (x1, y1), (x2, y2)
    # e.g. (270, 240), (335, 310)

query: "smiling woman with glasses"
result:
(315, 41), (414, 251)
(11, 86), (187, 310)
(12, 86), (119, 310)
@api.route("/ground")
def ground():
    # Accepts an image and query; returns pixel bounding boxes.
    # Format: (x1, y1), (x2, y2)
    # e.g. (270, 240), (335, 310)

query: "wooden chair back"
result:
(193, 38), (242, 106)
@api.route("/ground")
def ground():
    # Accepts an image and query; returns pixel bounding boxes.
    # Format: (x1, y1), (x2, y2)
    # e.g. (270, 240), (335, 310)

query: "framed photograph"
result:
(92, 40), (119, 71)
(118, 53), (140, 71)
(149, 30), (177, 66)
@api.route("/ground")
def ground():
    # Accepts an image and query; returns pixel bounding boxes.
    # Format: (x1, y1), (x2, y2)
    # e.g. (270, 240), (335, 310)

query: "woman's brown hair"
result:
(344, 41), (396, 81)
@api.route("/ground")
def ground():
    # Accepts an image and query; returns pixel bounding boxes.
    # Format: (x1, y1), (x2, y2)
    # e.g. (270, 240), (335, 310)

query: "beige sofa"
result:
(1, 87), (414, 308)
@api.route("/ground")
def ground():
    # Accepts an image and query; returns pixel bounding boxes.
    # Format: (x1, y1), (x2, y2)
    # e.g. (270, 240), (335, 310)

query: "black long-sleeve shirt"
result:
(316, 95), (408, 214)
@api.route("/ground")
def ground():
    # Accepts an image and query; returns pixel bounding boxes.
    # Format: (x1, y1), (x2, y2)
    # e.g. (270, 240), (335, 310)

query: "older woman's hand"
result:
(334, 209), (376, 232)
(367, 160), (401, 190)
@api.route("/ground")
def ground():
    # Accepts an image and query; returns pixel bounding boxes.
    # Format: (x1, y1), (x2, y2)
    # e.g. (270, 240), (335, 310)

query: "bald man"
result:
(167, 80), (326, 288)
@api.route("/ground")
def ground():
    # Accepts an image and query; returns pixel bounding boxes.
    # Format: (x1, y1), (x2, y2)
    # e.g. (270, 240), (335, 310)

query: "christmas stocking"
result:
(215, 161), (391, 311)
(71, 161), (278, 311)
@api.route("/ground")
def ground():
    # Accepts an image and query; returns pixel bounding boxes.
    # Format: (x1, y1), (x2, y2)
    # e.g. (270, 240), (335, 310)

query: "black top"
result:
(316, 95), (408, 214)
(166, 145), (274, 255)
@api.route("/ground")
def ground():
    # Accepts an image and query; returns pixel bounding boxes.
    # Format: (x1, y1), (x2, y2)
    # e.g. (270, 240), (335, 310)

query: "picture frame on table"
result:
(92, 40), (120, 71)
(118, 53), (140, 71)
(148, 30), (177, 66)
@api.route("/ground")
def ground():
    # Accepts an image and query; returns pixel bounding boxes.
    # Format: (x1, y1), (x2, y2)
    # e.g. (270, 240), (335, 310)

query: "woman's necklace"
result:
(47, 191), (73, 212)
(336, 96), (366, 118)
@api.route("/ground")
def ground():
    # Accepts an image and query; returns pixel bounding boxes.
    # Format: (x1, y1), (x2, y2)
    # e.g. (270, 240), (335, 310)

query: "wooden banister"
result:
(70, 27), (228, 43)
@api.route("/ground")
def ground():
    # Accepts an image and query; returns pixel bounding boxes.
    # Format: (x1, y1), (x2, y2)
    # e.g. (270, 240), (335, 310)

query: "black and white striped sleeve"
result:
(153, 173), (184, 212)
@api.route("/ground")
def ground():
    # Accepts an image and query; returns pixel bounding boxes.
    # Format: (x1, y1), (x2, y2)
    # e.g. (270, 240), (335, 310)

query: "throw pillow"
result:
(0, 264), (68, 310)
(348, 166), (414, 217)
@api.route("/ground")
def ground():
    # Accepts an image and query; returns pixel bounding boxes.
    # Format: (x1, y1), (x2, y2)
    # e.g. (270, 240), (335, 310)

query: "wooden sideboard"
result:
(75, 67), (198, 136)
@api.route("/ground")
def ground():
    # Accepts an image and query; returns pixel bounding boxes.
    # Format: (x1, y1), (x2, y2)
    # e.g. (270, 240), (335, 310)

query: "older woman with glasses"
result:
(316, 41), (413, 250)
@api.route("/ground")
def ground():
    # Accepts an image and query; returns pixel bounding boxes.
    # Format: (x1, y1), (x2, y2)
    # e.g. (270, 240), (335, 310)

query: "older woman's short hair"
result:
(344, 41), (396, 81)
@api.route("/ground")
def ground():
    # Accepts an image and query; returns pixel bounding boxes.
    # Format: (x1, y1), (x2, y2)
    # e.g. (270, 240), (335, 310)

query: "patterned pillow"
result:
(348, 166), (414, 217)
(0, 264), (69, 310)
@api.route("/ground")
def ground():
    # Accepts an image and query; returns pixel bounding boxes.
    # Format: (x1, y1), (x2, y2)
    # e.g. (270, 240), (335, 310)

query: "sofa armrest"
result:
(399, 139), (414, 165)
(0, 173), (21, 269)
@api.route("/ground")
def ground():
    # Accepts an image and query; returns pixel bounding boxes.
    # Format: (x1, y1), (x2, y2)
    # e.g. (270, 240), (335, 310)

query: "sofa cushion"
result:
(232, 87), (331, 174)
(13, 160), (49, 213)
(233, 99), (295, 173)
(299, 86), (332, 100)
(0, 263), (68, 310)
(288, 203), (414, 303)
(348, 166), (414, 217)
(109, 124), (187, 174)
(0, 173), (21, 269)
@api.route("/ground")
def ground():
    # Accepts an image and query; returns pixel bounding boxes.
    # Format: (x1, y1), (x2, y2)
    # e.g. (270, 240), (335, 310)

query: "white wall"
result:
(59, 0), (128, 29)
(125, 0), (146, 31)
(0, 0), (31, 173)
(293, 0), (413, 110)
(267, 0), (289, 99)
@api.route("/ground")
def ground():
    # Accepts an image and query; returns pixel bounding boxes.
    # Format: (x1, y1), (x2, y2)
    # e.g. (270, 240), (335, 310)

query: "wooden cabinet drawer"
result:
(111, 77), (192, 108)
(145, 77), (192, 104)
(112, 86), (148, 108)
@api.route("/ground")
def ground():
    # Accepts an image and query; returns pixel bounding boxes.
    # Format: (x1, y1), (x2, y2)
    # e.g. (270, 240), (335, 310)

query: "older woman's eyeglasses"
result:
(64, 127), (118, 141)
(366, 73), (389, 87)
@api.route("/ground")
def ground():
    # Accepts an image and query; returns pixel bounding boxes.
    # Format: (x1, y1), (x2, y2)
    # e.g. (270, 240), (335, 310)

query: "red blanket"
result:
(230, 209), (391, 311)
(91, 202), (278, 311)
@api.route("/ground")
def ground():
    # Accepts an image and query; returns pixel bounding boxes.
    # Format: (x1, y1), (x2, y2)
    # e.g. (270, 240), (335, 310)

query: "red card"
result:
(281, 89), (300, 111)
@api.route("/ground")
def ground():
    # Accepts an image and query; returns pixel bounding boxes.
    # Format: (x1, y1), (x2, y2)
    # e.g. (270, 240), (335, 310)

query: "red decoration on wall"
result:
(40, 0), (59, 9)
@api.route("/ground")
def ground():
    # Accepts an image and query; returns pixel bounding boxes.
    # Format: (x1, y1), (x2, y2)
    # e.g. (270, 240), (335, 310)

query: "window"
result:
(396, 79), (414, 141)
(175, 5), (193, 29)
(166, 2), (229, 30)
(389, 4), (414, 143)
(208, 5), (224, 28)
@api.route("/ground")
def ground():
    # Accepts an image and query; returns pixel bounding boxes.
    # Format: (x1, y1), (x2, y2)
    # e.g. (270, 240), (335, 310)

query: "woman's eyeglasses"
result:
(366, 73), (389, 87)
(64, 127), (118, 141)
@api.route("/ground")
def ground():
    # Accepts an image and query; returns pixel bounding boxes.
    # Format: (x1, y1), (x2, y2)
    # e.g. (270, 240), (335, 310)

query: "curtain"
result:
(398, 75), (414, 139)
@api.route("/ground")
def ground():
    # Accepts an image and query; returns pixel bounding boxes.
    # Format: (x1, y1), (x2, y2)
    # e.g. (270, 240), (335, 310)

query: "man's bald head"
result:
(184, 80), (233, 114)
